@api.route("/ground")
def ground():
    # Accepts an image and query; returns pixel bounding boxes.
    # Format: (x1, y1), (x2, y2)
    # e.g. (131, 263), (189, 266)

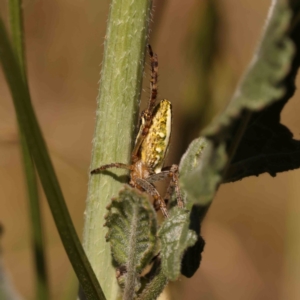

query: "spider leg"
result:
(143, 171), (170, 209)
(168, 164), (184, 208)
(90, 163), (132, 174)
(132, 45), (159, 161)
(147, 44), (158, 115)
(146, 171), (170, 184)
(135, 178), (168, 218)
(146, 165), (184, 209)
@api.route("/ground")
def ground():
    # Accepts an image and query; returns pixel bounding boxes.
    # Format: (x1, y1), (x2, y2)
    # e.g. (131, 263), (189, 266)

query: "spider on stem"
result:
(91, 45), (183, 218)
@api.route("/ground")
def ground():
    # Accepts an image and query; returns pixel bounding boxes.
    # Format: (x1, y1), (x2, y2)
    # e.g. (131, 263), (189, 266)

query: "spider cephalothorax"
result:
(91, 45), (183, 218)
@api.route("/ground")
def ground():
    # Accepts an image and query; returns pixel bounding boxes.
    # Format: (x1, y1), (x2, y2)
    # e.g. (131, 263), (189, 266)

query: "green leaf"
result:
(164, 138), (207, 278)
(179, 137), (207, 179)
(158, 208), (197, 281)
(180, 206), (205, 278)
(224, 2), (300, 182)
(179, 137), (220, 208)
(180, 139), (226, 208)
(181, 0), (296, 212)
(105, 187), (157, 299)
(136, 262), (168, 300)
(166, 139), (207, 279)
(203, 1), (294, 139)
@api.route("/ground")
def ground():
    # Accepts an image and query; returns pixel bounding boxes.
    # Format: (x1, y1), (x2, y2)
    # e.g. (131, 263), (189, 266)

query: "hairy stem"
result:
(83, 0), (152, 299)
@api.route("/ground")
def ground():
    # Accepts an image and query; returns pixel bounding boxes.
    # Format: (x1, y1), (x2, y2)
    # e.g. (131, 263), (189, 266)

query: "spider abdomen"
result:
(140, 99), (172, 174)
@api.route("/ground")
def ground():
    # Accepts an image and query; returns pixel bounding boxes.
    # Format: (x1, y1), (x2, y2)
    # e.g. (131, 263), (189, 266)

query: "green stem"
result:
(8, 0), (26, 75)
(0, 19), (105, 300)
(83, 0), (152, 299)
(8, 1), (49, 299)
(20, 134), (50, 300)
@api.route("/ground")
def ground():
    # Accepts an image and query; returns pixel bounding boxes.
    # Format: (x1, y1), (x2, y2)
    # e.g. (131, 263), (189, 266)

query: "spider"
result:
(91, 45), (183, 218)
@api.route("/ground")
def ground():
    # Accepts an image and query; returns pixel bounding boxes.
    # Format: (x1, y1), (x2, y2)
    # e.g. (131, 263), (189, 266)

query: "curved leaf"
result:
(203, 1), (294, 138)
(225, 1), (300, 182)
(181, 0), (296, 211)
(180, 206), (205, 278)
(105, 187), (157, 299)
(158, 208), (197, 281)
(136, 262), (168, 300)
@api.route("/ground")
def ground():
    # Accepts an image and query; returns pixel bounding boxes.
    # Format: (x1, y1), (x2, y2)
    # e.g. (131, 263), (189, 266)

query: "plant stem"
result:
(83, 0), (152, 298)
(0, 18), (105, 300)
(8, 0), (49, 299)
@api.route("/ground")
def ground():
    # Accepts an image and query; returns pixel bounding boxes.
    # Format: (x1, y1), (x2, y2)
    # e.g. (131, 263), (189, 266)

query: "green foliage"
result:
(158, 208), (197, 281)
(136, 265), (168, 300)
(204, 2), (294, 138)
(180, 206), (205, 278)
(179, 137), (207, 180)
(103, 2), (300, 299)
(1, 0), (300, 299)
(180, 138), (225, 208)
(105, 187), (157, 299)
(104, 190), (199, 296)
(181, 0), (296, 211)
(225, 1), (300, 182)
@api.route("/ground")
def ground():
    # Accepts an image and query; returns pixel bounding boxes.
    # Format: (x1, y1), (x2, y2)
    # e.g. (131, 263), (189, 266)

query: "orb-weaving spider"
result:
(91, 45), (183, 218)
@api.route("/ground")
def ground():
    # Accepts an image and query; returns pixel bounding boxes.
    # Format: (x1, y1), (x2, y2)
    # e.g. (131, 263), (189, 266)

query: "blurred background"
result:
(1, 0), (300, 299)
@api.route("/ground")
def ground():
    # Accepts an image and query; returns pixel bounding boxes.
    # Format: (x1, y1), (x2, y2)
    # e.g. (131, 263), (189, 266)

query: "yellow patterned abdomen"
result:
(140, 99), (172, 174)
